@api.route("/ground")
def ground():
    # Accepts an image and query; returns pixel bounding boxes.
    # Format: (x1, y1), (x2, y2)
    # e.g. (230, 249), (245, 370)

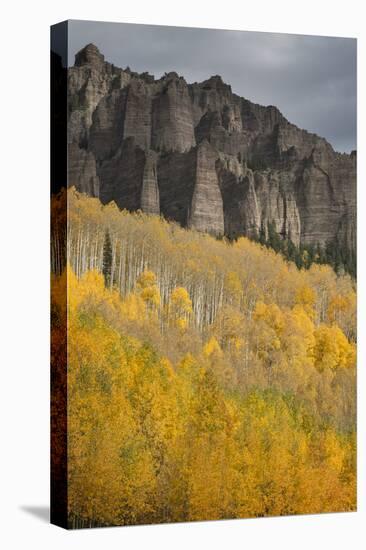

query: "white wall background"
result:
(0, 1), (364, 548)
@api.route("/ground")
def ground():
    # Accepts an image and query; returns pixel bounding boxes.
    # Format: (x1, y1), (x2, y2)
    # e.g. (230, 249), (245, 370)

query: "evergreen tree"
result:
(285, 239), (297, 262)
(259, 221), (266, 245)
(102, 230), (113, 287)
(267, 221), (282, 253)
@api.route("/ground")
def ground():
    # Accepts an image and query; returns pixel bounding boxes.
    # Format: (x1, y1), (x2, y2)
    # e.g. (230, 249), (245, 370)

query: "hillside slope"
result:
(51, 189), (356, 525)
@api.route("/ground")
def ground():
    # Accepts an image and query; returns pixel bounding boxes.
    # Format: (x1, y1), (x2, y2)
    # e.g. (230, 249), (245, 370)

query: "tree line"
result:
(253, 221), (356, 278)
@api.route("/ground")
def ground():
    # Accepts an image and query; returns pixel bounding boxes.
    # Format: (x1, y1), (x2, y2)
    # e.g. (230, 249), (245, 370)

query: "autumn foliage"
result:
(51, 189), (356, 527)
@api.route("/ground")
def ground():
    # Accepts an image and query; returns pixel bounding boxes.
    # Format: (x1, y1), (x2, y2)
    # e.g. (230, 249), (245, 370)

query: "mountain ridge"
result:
(67, 43), (356, 261)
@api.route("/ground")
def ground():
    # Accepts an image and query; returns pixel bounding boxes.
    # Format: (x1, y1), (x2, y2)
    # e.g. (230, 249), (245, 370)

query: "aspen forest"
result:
(51, 188), (356, 527)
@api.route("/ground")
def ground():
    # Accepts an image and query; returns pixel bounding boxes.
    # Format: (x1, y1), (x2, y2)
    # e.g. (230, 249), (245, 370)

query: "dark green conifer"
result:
(103, 230), (113, 287)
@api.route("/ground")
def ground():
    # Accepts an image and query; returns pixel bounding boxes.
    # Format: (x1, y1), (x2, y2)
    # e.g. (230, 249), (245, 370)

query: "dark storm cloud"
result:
(68, 20), (356, 153)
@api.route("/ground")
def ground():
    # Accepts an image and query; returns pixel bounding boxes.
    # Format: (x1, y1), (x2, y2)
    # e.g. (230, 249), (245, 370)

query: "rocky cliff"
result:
(67, 43), (356, 253)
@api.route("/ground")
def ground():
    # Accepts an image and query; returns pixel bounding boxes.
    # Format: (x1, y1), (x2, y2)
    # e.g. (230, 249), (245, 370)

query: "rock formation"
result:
(67, 43), (356, 253)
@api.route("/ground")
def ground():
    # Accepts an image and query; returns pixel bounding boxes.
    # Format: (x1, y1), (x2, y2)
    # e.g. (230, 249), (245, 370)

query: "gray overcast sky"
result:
(68, 20), (356, 153)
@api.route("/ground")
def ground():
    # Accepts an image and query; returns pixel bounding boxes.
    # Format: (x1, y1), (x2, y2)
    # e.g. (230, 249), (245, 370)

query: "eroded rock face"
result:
(141, 150), (160, 216)
(68, 142), (99, 197)
(67, 43), (356, 251)
(188, 140), (224, 235)
(152, 74), (196, 153)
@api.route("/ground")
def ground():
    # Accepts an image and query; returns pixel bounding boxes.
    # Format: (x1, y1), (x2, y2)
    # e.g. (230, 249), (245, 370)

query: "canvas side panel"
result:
(50, 20), (68, 529)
